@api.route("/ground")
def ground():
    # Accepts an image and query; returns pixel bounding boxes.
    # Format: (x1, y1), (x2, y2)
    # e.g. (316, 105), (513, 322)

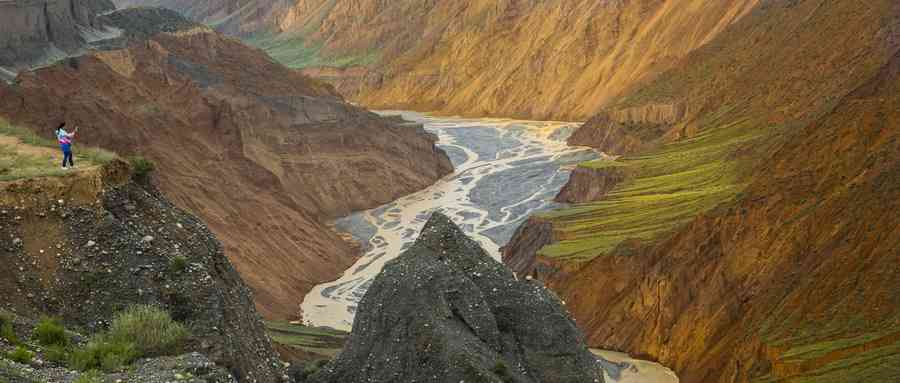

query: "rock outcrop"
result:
(0, 8), (453, 320)
(500, 217), (555, 278)
(0, 161), (283, 382)
(314, 213), (603, 383)
(112, 0), (291, 36)
(566, 105), (688, 153)
(283, 0), (759, 120)
(0, 0), (115, 70)
(554, 164), (629, 204)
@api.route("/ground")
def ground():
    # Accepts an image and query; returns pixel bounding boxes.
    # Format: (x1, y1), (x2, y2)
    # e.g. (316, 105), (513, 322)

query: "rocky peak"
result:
(314, 213), (602, 383)
(0, 0), (115, 71)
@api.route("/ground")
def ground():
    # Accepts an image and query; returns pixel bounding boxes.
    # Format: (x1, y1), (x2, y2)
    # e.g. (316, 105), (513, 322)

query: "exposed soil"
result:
(0, 8), (452, 320)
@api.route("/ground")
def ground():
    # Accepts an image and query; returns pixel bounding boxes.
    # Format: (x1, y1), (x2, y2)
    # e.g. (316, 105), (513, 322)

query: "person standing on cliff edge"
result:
(55, 122), (78, 170)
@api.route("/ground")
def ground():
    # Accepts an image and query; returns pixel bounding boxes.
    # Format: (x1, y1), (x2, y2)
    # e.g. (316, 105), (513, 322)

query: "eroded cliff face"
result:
(555, 165), (629, 204)
(0, 161), (284, 381)
(559, 63), (900, 381)
(0, 8), (453, 320)
(282, 0), (759, 120)
(566, 103), (691, 153)
(505, 0), (900, 381)
(125, 0), (758, 120)
(112, 0), (291, 36)
(0, 0), (115, 70)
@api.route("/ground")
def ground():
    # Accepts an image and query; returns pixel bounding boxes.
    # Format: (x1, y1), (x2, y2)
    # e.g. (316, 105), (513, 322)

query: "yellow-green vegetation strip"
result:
(752, 341), (900, 383)
(0, 144), (68, 182)
(537, 109), (766, 261)
(781, 330), (900, 361)
(0, 119), (117, 181)
(264, 321), (347, 357)
(245, 31), (380, 69)
(577, 158), (629, 170)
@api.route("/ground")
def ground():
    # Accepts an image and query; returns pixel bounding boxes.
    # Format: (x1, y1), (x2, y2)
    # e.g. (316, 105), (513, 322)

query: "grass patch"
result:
(105, 305), (187, 358)
(73, 370), (104, 383)
(0, 119), (117, 181)
(0, 120), (57, 148)
(169, 255), (188, 273)
(0, 314), (19, 345)
(753, 341), (900, 383)
(33, 317), (70, 347)
(128, 156), (155, 181)
(68, 337), (138, 372)
(537, 110), (767, 261)
(245, 31), (380, 69)
(265, 321), (347, 358)
(781, 331), (899, 361)
(44, 344), (69, 365)
(291, 359), (330, 381)
(577, 158), (630, 170)
(6, 345), (34, 364)
(0, 144), (66, 181)
(0, 358), (39, 382)
(492, 361), (515, 383)
(68, 305), (187, 372)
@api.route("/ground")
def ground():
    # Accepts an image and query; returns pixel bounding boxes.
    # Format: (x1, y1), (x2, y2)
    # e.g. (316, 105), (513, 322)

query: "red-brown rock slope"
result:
(0, 9), (452, 320)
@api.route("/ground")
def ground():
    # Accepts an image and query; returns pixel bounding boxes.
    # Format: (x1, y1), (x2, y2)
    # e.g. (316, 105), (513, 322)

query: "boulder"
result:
(315, 213), (602, 383)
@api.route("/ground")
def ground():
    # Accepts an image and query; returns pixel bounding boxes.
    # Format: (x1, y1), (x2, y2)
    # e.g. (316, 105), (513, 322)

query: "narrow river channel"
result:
(301, 111), (678, 382)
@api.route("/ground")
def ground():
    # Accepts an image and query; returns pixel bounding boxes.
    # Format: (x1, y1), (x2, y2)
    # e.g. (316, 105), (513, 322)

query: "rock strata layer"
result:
(0, 8), (453, 320)
(0, 0), (115, 69)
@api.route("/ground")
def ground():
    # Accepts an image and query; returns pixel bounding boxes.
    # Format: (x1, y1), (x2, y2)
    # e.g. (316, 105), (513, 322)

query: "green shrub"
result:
(169, 256), (189, 273)
(105, 305), (187, 357)
(6, 346), (34, 364)
(0, 314), (19, 345)
(295, 359), (330, 380)
(73, 369), (104, 383)
(67, 336), (137, 372)
(44, 345), (69, 365)
(33, 317), (69, 347)
(128, 156), (155, 180)
(492, 361), (514, 383)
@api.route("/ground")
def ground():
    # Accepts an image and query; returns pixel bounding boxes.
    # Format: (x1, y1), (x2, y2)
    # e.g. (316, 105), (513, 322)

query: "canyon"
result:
(502, 1), (900, 382)
(1, 0), (898, 382)
(112, 0), (759, 120)
(0, 7), (452, 320)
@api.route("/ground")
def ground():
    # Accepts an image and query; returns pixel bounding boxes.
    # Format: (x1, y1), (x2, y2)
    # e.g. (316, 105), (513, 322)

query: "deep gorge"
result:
(1, 1), (898, 382)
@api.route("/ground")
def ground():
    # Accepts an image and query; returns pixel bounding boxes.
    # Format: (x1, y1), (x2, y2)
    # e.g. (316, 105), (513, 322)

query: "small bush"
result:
(73, 369), (104, 383)
(128, 156), (155, 180)
(169, 255), (188, 273)
(6, 345), (34, 364)
(492, 361), (514, 383)
(80, 147), (118, 165)
(0, 314), (19, 345)
(44, 345), (69, 365)
(67, 336), (137, 372)
(105, 305), (187, 357)
(33, 317), (69, 347)
(292, 359), (330, 381)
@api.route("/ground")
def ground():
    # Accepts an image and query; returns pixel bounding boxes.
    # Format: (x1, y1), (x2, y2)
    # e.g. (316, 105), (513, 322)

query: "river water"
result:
(300, 111), (678, 382)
